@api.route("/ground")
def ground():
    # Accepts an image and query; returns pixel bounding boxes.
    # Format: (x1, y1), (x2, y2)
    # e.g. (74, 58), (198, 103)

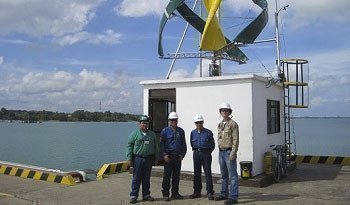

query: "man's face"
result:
(169, 119), (178, 127)
(139, 121), (149, 130)
(220, 109), (231, 118)
(195, 121), (204, 129)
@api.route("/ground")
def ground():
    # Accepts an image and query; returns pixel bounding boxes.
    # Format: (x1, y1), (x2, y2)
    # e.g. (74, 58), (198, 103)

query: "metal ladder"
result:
(281, 59), (309, 158)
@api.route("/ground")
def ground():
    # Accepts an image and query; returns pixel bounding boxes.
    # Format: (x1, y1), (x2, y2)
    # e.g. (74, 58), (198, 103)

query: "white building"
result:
(140, 74), (284, 176)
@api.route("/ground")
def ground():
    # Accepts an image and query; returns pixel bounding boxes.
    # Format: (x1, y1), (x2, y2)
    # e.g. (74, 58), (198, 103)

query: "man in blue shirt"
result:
(160, 112), (187, 201)
(189, 114), (215, 200)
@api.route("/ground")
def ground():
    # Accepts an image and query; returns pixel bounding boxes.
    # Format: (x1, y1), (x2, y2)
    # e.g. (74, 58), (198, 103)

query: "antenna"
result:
(275, 0), (289, 78)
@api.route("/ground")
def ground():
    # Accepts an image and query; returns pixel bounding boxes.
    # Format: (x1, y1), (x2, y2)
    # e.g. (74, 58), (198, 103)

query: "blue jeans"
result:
(162, 154), (182, 196)
(219, 150), (238, 200)
(193, 150), (214, 195)
(130, 156), (153, 199)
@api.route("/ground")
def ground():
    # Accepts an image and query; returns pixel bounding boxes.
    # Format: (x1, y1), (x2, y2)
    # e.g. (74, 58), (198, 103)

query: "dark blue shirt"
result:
(190, 128), (215, 152)
(160, 126), (187, 157)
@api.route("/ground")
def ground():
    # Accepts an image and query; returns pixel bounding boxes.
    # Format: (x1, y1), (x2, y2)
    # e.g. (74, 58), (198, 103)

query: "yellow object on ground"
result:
(264, 151), (273, 174)
(96, 161), (130, 180)
(0, 164), (76, 186)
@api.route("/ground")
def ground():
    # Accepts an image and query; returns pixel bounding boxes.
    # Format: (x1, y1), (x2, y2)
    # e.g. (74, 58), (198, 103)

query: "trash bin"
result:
(240, 161), (252, 179)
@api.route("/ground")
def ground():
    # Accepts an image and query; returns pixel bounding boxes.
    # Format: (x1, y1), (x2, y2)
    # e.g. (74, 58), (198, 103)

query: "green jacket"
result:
(126, 129), (160, 161)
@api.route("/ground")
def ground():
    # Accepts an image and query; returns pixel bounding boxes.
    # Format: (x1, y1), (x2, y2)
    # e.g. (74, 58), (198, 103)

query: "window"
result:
(267, 100), (280, 134)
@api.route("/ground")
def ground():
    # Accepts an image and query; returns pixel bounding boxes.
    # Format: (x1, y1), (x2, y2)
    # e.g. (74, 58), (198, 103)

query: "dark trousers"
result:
(162, 154), (182, 196)
(193, 150), (214, 195)
(130, 156), (153, 198)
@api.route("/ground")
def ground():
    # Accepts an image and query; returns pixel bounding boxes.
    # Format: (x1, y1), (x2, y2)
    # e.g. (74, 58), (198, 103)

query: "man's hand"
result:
(164, 155), (171, 163)
(127, 160), (133, 167)
(229, 153), (237, 161)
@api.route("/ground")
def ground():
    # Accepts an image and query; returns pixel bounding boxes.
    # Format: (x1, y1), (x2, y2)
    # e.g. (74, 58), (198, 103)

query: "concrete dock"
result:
(1, 164), (349, 205)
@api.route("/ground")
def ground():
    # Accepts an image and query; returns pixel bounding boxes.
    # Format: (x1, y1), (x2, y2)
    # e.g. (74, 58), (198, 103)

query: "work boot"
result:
(214, 195), (228, 201)
(189, 193), (201, 199)
(207, 193), (214, 200)
(129, 197), (137, 204)
(143, 195), (155, 201)
(163, 195), (171, 201)
(171, 193), (184, 199)
(224, 198), (238, 205)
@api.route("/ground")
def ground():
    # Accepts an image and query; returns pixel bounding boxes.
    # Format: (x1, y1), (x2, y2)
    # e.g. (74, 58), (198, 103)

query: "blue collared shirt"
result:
(190, 128), (215, 152)
(160, 126), (187, 157)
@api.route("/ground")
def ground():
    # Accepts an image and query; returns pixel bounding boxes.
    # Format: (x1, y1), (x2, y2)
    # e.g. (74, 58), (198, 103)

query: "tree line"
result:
(0, 108), (139, 122)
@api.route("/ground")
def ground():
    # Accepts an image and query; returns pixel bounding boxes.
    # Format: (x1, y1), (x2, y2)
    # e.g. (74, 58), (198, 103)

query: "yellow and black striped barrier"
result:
(289, 155), (350, 165)
(0, 163), (76, 186)
(96, 161), (130, 180)
(0, 164), (76, 186)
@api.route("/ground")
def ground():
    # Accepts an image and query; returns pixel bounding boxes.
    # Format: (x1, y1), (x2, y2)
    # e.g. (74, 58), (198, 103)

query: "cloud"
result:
(0, 0), (103, 37)
(340, 75), (350, 85)
(75, 69), (119, 92)
(284, 0), (350, 29)
(168, 59), (217, 79)
(115, 0), (169, 17)
(193, 59), (211, 77)
(56, 30), (122, 46)
(0, 69), (143, 113)
(0, 56), (3, 65)
(0, 38), (33, 45)
(120, 90), (130, 98)
(291, 48), (350, 110)
(307, 48), (350, 89)
(8, 71), (73, 94)
(8, 69), (122, 94)
(224, 0), (350, 30)
(168, 69), (189, 79)
(224, 0), (262, 15)
(311, 97), (338, 106)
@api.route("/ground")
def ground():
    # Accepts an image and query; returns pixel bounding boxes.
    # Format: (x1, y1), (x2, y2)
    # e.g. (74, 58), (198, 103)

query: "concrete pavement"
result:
(1, 164), (349, 205)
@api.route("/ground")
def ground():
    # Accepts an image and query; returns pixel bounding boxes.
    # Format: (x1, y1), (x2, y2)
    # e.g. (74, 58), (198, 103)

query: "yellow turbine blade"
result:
(200, 0), (227, 51)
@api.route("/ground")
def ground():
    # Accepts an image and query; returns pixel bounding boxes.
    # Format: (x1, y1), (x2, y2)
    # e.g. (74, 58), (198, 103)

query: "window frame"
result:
(267, 99), (281, 134)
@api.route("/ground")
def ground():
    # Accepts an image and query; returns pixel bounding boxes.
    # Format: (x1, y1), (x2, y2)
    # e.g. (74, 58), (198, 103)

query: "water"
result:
(292, 118), (350, 156)
(0, 121), (137, 171)
(0, 118), (349, 171)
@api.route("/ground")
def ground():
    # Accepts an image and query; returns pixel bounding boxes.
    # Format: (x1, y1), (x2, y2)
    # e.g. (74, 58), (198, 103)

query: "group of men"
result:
(126, 102), (239, 205)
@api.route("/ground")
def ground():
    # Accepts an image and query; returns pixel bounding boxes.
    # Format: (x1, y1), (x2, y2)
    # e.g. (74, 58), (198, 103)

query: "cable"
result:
(226, 2), (255, 30)
(247, 46), (273, 78)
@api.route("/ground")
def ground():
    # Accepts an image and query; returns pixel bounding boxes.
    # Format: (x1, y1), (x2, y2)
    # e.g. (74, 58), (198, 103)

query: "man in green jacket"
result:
(126, 115), (160, 204)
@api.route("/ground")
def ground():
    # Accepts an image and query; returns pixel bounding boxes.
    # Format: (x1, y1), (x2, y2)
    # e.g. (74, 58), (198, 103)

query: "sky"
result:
(0, 0), (349, 117)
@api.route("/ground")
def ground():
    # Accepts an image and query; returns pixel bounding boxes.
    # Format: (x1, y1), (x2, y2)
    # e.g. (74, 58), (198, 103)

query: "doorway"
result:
(148, 89), (176, 134)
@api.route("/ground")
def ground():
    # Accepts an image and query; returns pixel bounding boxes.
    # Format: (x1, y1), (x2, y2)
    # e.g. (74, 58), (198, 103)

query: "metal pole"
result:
(218, 2), (222, 76)
(199, 0), (203, 77)
(166, 0), (199, 79)
(275, 0), (281, 75)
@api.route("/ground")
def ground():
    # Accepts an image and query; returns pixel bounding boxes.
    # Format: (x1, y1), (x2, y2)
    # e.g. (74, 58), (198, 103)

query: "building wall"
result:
(175, 80), (253, 174)
(251, 80), (284, 175)
(141, 75), (284, 176)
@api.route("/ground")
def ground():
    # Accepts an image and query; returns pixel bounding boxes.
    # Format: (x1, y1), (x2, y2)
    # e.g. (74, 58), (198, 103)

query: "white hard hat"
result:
(220, 102), (231, 110)
(168, 112), (179, 120)
(193, 114), (204, 123)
